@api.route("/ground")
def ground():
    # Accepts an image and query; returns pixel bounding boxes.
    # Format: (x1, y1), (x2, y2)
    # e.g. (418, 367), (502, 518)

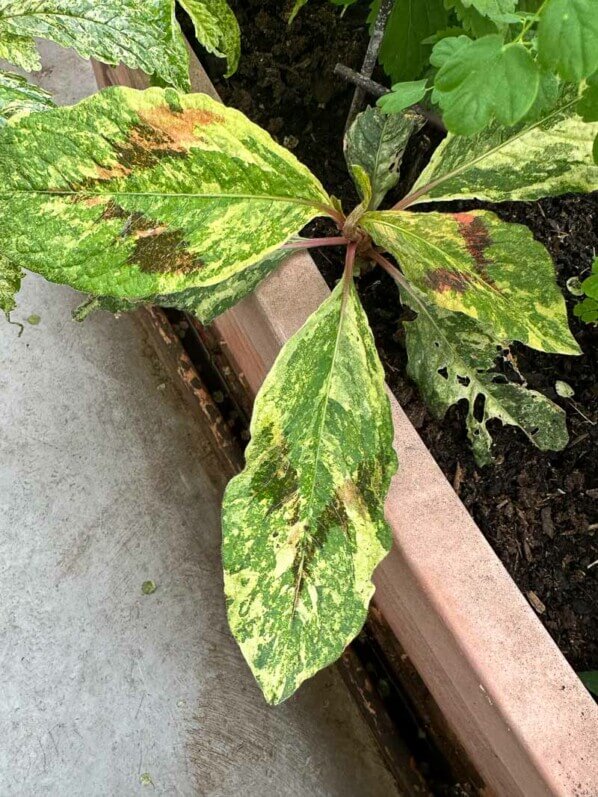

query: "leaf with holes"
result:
(179, 0), (240, 78)
(0, 70), (55, 124)
(538, 0), (598, 83)
(361, 209), (580, 355)
(432, 35), (540, 135)
(400, 286), (569, 465)
(345, 106), (424, 211)
(222, 279), (397, 704)
(0, 0), (190, 90)
(0, 86), (333, 315)
(409, 94), (598, 203)
(379, 0), (448, 82)
(0, 253), (22, 319)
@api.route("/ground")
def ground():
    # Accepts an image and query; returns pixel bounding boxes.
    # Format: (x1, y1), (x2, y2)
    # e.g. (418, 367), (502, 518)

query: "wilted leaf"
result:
(345, 106), (424, 211)
(222, 280), (397, 704)
(361, 209), (580, 355)
(179, 0), (240, 78)
(0, 87), (333, 313)
(433, 35), (540, 135)
(0, 0), (191, 90)
(399, 286), (569, 465)
(409, 95), (598, 202)
(379, 0), (448, 82)
(0, 253), (22, 319)
(538, 0), (598, 82)
(0, 70), (55, 124)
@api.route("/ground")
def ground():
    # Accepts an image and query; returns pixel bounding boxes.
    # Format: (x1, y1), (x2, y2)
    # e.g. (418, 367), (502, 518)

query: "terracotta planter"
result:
(93, 47), (598, 797)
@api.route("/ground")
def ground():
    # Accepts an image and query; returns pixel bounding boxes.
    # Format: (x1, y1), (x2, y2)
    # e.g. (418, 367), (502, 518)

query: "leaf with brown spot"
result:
(361, 208), (580, 355)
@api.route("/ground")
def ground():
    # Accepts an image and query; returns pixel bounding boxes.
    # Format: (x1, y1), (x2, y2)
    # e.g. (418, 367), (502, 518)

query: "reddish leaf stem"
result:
(283, 236), (349, 250)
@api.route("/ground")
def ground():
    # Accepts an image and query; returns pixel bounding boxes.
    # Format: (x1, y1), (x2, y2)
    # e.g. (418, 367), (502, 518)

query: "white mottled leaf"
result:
(0, 69), (55, 124)
(179, 0), (240, 77)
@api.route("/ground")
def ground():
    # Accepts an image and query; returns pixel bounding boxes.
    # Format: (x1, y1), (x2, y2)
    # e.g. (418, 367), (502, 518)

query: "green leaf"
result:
(579, 671), (598, 697)
(345, 106), (424, 211)
(0, 253), (22, 319)
(578, 73), (598, 122)
(444, 1), (500, 37)
(409, 94), (598, 202)
(178, 0), (241, 78)
(380, 0), (448, 82)
(0, 70), (55, 124)
(433, 35), (540, 135)
(0, 0), (191, 90)
(399, 286), (569, 465)
(361, 209), (581, 355)
(0, 87), (332, 313)
(454, 0), (517, 19)
(538, 0), (598, 82)
(0, 31), (40, 70)
(377, 79), (428, 115)
(575, 256), (598, 323)
(430, 34), (472, 68)
(222, 279), (397, 704)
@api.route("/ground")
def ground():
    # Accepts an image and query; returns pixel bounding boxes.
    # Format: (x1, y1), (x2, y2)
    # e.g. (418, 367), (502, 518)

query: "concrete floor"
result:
(0, 43), (399, 797)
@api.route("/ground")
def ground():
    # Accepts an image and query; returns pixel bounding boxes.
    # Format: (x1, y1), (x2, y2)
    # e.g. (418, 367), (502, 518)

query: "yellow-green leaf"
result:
(179, 0), (240, 78)
(399, 285), (569, 465)
(0, 253), (22, 319)
(408, 95), (598, 203)
(222, 280), (397, 704)
(0, 87), (332, 311)
(0, 0), (191, 90)
(0, 70), (55, 124)
(361, 209), (580, 355)
(0, 31), (40, 70)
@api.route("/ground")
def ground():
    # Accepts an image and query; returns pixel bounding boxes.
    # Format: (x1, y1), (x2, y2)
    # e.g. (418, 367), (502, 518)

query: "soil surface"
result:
(199, 0), (597, 673)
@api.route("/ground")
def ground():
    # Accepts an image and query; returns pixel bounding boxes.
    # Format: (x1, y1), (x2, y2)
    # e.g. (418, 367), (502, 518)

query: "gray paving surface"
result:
(0, 42), (398, 797)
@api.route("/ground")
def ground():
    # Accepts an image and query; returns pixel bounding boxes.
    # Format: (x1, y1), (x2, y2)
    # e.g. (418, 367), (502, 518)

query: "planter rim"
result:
(92, 51), (598, 797)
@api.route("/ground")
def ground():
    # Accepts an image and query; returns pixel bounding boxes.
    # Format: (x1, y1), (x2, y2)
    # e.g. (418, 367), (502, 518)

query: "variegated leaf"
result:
(0, 31), (40, 70)
(0, 253), (22, 319)
(179, 0), (240, 78)
(222, 280), (397, 704)
(0, 70), (55, 124)
(409, 96), (598, 203)
(0, 0), (190, 90)
(361, 209), (580, 355)
(74, 247), (293, 324)
(0, 87), (333, 309)
(345, 106), (424, 211)
(400, 286), (569, 465)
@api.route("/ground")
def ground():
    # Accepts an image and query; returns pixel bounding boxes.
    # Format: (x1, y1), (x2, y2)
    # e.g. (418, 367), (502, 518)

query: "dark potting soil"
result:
(199, 0), (598, 673)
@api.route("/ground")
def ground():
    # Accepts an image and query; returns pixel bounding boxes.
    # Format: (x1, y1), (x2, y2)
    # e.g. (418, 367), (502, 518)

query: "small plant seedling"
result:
(0, 2), (596, 704)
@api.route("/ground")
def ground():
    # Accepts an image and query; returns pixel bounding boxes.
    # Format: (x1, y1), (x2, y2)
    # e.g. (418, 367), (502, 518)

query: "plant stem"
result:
(344, 0), (394, 132)
(369, 248), (416, 298)
(342, 241), (358, 302)
(282, 236), (349, 250)
(515, 0), (548, 42)
(335, 64), (446, 131)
